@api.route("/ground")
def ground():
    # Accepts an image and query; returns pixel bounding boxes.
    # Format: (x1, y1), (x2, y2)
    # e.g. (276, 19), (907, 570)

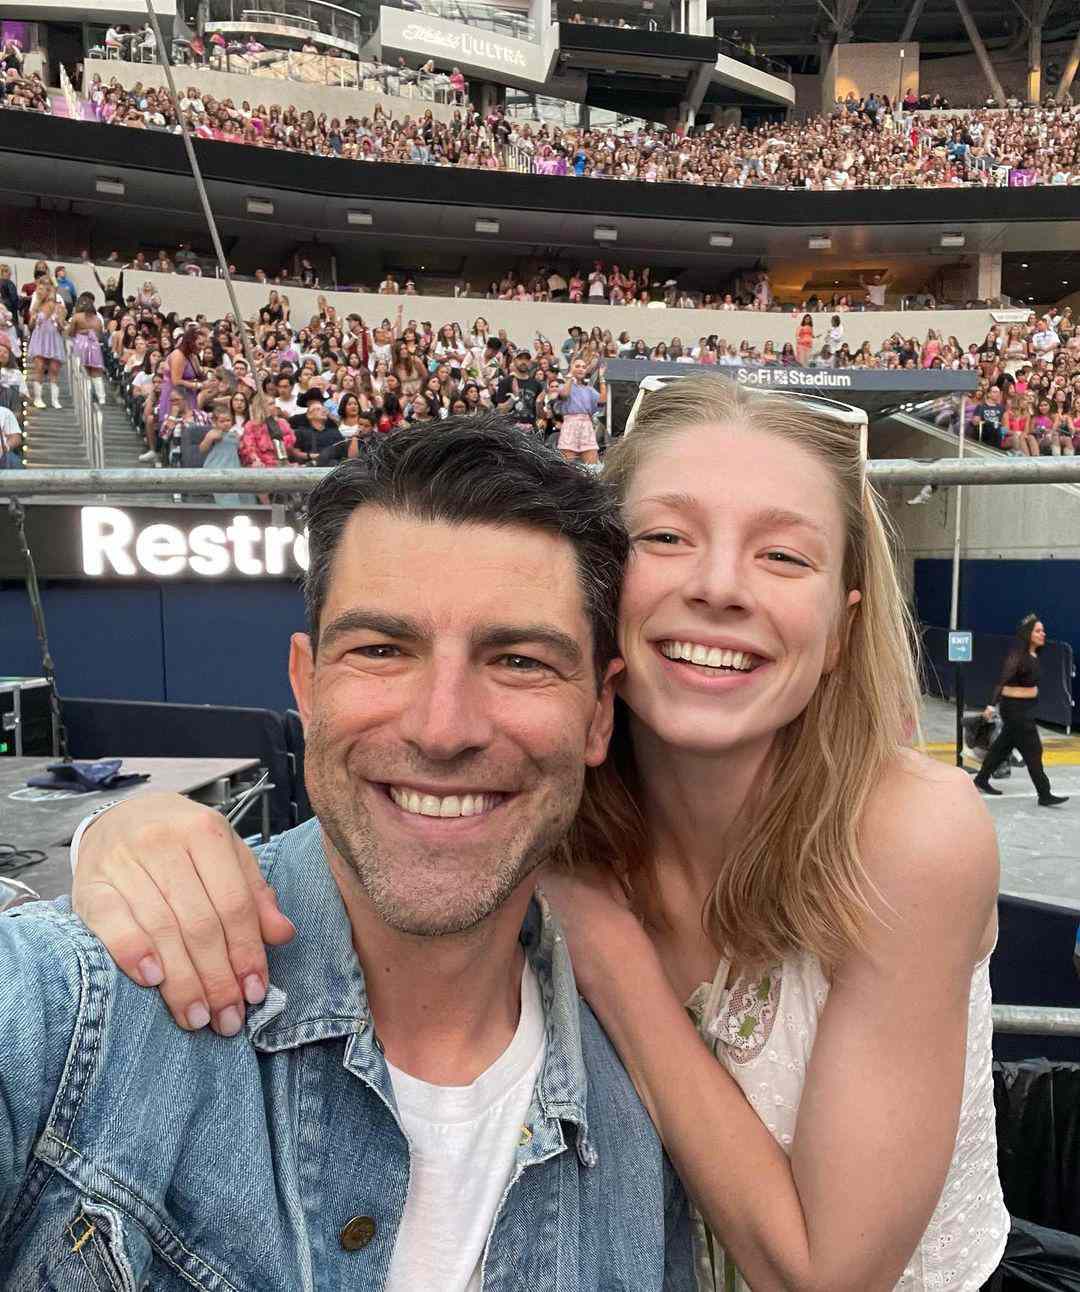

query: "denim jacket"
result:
(0, 817), (694, 1291)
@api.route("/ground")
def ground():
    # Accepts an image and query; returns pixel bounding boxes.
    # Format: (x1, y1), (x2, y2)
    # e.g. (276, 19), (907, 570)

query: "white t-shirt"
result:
(0, 404), (20, 451)
(385, 961), (546, 1292)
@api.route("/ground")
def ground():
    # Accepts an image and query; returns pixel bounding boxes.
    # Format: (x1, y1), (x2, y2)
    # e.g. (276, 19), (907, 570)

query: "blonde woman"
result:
(27, 280), (66, 409)
(69, 377), (1006, 1291)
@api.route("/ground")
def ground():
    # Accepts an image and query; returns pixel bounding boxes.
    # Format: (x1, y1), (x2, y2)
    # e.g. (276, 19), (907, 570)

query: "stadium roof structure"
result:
(709, 0), (1080, 65)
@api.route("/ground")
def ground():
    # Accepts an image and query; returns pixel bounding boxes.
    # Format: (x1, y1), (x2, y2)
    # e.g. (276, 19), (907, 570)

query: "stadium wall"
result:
(917, 39), (1079, 105)
(823, 42), (919, 114)
(0, 578), (304, 711)
(80, 59), (461, 126)
(4, 258), (1002, 352)
(913, 559), (1080, 724)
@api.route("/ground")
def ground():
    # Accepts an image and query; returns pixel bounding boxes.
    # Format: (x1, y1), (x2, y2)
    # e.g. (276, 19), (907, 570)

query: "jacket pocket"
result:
(43, 1200), (145, 1292)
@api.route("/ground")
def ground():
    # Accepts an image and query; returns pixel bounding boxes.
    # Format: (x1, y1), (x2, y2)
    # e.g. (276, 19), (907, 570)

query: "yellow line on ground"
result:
(921, 747), (1080, 768)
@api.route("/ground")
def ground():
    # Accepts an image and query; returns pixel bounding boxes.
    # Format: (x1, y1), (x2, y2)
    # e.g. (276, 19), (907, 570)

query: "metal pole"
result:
(7, 499), (69, 760)
(950, 395), (966, 768)
(953, 0), (1007, 106)
(143, 0), (260, 383)
(1056, 25), (1080, 103)
(948, 395), (966, 633)
(6, 455), (1080, 498)
(993, 1004), (1080, 1036)
(899, 0), (926, 42)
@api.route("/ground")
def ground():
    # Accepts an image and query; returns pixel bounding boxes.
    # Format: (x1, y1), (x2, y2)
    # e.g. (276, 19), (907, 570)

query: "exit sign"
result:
(948, 631), (973, 663)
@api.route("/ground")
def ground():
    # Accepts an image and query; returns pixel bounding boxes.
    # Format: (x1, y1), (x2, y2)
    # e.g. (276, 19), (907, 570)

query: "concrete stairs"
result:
(21, 365), (144, 470)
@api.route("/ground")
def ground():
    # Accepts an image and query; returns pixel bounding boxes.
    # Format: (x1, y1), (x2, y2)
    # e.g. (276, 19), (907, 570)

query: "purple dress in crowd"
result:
(158, 353), (198, 425)
(27, 306), (66, 363)
(71, 313), (105, 370)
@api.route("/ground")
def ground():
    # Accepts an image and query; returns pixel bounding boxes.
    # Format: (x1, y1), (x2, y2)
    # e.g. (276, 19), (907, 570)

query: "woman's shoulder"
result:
(860, 749), (999, 913)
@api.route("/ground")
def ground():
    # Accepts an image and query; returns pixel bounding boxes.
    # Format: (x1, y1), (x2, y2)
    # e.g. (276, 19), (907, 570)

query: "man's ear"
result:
(288, 633), (316, 728)
(585, 657), (625, 767)
(825, 589), (862, 674)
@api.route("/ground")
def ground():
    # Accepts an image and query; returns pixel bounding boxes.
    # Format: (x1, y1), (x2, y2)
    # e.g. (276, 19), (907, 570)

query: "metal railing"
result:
(993, 1005), (1080, 1037)
(5, 456), (1080, 500)
(165, 45), (466, 97)
(205, 0), (371, 47)
(390, 0), (535, 42)
(58, 63), (82, 120)
(715, 34), (790, 81)
(67, 345), (104, 471)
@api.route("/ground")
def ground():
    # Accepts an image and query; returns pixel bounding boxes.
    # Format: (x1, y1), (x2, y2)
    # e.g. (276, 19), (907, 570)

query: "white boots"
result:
(28, 380), (61, 408)
(91, 374), (106, 404)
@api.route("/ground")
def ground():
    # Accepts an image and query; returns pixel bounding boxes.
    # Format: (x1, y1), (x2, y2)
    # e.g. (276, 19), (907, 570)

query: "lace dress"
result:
(684, 950), (1008, 1292)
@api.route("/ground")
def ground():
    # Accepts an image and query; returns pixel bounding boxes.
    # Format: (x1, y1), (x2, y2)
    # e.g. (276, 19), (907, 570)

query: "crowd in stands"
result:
(57, 245), (929, 313)
(919, 310), (1080, 460)
(0, 34), (49, 115)
(99, 284), (1080, 472)
(4, 254), (1080, 474)
(0, 68), (1065, 190)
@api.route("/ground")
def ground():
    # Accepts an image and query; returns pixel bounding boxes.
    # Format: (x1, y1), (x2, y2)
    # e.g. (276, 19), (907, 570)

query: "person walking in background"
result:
(151, 325), (204, 463)
(975, 614), (1069, 807)
(26, 279), (66, 409)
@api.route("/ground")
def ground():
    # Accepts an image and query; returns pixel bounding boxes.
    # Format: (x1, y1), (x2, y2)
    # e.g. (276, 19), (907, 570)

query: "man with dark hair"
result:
(0, 419), (693, 1291)
(495, 348), (543, 433)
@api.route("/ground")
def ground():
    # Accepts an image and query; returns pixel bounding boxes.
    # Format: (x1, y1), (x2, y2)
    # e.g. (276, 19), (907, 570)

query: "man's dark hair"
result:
(303, 416), (628, 686)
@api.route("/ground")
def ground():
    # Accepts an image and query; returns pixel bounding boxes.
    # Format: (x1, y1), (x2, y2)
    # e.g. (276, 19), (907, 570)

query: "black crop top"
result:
(991, 650), (1039, 703)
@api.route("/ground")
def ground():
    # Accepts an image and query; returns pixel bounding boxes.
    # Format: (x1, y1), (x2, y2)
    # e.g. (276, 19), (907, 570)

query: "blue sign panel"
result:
(948, 631), (973, 663)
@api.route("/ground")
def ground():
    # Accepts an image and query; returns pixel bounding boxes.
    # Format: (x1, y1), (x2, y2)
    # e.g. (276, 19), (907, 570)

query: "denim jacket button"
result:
(340, 1215), (377, 1251)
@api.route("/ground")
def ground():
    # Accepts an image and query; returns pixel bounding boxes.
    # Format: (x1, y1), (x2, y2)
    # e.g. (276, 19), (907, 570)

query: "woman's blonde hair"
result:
(561, 374), (921, 975)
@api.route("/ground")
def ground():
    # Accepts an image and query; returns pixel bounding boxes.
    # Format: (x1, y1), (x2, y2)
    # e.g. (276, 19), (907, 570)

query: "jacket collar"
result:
(245, 820), (590, 1139)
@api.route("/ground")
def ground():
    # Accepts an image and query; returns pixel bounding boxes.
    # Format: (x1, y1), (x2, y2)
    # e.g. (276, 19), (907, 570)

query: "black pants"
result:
(976, 698), (1051, 800)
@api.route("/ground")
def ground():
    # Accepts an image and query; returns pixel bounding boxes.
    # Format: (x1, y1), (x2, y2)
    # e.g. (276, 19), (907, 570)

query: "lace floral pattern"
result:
(707, 967), (783, 1064)
(684, 953), (1008, 1291)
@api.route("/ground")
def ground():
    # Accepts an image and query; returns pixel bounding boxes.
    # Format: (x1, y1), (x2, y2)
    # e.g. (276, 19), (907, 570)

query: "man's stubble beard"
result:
(305, 717), (586, 938)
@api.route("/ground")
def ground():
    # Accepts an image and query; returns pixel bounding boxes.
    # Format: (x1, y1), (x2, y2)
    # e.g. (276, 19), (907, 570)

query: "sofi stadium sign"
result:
(81, 506), (309, 579)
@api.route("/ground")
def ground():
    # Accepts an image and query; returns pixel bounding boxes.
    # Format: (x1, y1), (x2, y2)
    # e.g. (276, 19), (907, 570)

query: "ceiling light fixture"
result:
(939, 232), (965, 248)
(474, 218), (500, 234)
(95, 178), (125, 197)
(808, 235), (831, 251)
(347, 210), (373, 226)
(709, 232), (734, 248)
(594, 226), (618, 243)
(245, 197), (275, 217)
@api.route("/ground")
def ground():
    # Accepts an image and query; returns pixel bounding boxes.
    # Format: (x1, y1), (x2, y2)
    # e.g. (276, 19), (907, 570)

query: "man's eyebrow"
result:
(319, 609), (428, 651)
(318, 611), (585, 669)
(472, 624), (584, 670)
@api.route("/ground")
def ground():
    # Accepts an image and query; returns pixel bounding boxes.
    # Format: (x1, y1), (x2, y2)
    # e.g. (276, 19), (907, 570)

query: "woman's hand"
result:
(72, 793), (295, 1035)
(536, 867), (644, 1001)
(983, 705), (996, 720)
